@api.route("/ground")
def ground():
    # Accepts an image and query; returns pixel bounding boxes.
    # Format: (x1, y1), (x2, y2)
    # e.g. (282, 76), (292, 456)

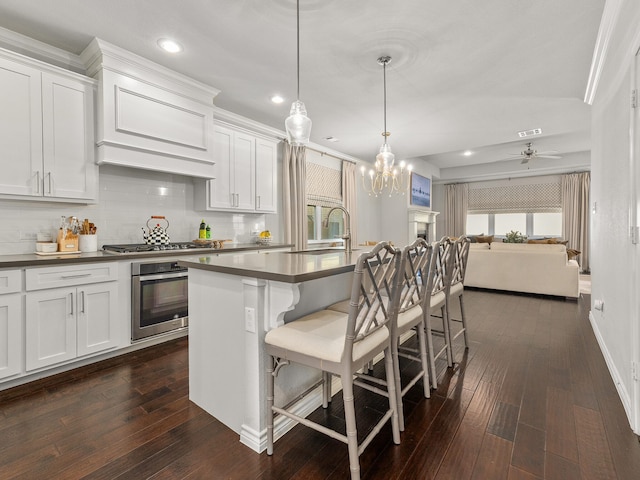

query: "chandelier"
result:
(284, 0), (312, 146)
(361, 56), (411, 196)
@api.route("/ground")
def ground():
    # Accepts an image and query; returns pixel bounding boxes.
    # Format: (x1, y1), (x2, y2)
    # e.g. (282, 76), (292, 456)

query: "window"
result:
(533, 212), (562, 237)
(305, 152), (344, 244)
(307, 205), (345, 241)
(466, 211), (562, 238)
(466, 214), (489, 235)
(465, 180), (563, 239)
(494, 213), (527, 237)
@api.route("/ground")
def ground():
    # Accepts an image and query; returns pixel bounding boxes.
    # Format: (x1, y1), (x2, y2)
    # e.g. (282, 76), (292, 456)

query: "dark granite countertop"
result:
(0, 243), (293, 269)
(178, 249), (361, 283)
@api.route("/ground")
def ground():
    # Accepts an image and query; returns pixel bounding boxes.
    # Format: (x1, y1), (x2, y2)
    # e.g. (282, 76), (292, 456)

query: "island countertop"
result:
(178, 249), (361, 283)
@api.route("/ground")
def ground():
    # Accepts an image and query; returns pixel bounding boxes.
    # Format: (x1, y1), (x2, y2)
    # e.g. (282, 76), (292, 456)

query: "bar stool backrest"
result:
(432, 238), (452, 297)
(448, 236), (471, 287)
(344, 242), (401, 362)
(395, 238), (434, 313)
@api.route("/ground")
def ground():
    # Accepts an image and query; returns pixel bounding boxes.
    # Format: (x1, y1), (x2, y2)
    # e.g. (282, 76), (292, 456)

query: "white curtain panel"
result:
(444, 183), (469, 238)
(283, 141), (308, 251)
(342, 161), (358, 247)
(562, 172), (590, 272)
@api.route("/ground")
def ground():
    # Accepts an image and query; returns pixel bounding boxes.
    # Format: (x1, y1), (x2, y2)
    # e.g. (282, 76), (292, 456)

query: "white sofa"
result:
(464, 242), (580, 298)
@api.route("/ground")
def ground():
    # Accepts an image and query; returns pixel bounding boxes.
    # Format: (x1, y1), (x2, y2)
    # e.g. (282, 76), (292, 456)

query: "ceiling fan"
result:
(508, 142), (562, 164)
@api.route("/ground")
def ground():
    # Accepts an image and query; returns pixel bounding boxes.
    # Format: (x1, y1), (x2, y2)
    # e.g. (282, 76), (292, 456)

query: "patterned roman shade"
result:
(306, 161), (342, 207)
(468, 182), (561, 213)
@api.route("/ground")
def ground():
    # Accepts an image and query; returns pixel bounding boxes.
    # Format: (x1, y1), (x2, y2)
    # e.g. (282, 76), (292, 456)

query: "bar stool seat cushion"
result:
(265, 309), (389, 364)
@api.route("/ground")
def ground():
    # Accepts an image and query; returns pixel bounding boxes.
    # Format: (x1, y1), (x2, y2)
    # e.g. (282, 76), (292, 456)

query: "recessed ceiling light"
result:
(270, 95), (284, 104)
(463, 150), (473, 156)
(325, 136), (339, 143)
(157, 38), (183, 53)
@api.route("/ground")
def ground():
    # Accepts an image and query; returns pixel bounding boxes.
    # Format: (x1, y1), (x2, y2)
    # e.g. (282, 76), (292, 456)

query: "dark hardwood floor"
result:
(2, 290), (640, 479)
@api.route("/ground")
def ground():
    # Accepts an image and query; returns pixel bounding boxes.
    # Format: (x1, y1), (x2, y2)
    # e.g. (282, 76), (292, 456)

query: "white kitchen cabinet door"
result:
(233, 131), (256, 210)
(207, 126), (255, 210)
(209, 125), (234, 209)
(0, 56), (43, 196)
(255, 138), (278, 213)
(0, 51), (96, 201)
(26, 287), (77, 371)
(0, 293), (21, 380)
(77, 282), (118, 357)
(41, 72), (97, 200)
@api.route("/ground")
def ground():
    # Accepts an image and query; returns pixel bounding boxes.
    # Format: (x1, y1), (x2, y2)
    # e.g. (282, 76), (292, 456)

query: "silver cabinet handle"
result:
(35, 171), (40, 194)
(47, 172), (52, 194)
(81, 291), (85, 313)
(257, 195), (261, 210)
(61, 273), (92, 279)
(69, 292), (74, 315)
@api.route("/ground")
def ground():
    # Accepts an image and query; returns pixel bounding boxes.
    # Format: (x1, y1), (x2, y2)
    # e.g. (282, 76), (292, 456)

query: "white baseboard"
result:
(588, 310), (633, 424)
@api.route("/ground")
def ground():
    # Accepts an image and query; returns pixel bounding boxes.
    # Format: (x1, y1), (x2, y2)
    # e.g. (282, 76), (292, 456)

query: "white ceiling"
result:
(0, 0), (604, 174)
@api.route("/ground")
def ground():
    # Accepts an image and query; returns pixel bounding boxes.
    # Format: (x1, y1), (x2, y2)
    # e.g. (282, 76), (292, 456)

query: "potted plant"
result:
(503, 230), (527, 243)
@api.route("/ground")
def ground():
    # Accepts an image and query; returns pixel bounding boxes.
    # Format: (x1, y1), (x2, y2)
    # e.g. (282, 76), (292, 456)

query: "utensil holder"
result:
(57, 230), (79, 252)
(78, 234), (98, 252)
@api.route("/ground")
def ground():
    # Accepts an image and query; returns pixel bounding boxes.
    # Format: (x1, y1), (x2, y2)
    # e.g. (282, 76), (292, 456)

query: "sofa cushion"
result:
(474, 234), (494, 244)
(491, 242), (567, 253)
(567, 248), (581, 260)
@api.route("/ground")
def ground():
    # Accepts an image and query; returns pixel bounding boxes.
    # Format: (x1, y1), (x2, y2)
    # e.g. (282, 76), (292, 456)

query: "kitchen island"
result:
(178, 249), (361, 453)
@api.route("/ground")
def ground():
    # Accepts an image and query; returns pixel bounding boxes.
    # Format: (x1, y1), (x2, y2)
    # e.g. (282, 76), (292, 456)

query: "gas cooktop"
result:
(102, 242), (207, 253)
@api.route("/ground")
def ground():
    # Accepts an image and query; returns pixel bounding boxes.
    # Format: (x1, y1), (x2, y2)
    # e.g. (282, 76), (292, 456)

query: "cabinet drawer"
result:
(0, 270), (21, 294)
(26, 262), (117, 291)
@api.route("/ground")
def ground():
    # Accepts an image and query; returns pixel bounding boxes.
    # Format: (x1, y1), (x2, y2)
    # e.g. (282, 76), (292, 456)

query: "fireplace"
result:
(408, 209), (439, 243)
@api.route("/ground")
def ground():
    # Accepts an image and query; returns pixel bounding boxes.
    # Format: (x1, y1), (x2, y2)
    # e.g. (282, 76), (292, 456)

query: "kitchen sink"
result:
(286, 248), (360, 255)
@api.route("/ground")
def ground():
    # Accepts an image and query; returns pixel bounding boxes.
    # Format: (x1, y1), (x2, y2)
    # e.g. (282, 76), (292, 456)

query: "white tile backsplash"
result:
(0, 165), (267, 255)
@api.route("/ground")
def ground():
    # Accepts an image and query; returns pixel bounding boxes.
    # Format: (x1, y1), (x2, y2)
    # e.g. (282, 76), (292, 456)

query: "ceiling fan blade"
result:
(521, 158), (529, 164)
(537, 155), (562, 159)
(536, 150), (559, 156)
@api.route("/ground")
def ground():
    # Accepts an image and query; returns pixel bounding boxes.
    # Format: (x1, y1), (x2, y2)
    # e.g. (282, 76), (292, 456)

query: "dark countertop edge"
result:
(0, 243), (293, 269)
(178, 258), (356, 283)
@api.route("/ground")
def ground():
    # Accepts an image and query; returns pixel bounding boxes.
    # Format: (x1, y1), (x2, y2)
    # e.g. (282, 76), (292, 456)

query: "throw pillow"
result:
(474, 235), (493, 244)
(527, 239), (549, 244)
(567, 248), (581, 260)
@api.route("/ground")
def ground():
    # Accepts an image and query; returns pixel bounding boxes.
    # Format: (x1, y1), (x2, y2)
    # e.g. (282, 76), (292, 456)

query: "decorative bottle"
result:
(199, 219), (206, 239)
(206, 224), (211, 239)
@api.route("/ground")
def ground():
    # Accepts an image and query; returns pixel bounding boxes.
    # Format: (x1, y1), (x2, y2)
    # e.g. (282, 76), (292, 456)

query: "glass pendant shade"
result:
(285, 99), (312, 146)
(376, 142), (395, 170)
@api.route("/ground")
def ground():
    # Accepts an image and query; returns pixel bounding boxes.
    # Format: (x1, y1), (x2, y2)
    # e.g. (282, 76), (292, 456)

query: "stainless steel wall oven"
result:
(131, 260), (188, 341)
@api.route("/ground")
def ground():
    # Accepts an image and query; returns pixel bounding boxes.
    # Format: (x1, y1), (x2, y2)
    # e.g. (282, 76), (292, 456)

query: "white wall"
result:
(590, 0), (640, 432)
(0, 164), (268, 255)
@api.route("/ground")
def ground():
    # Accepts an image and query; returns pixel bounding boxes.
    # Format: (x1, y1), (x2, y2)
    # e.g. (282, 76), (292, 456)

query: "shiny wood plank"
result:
(2, 292), (640, 479)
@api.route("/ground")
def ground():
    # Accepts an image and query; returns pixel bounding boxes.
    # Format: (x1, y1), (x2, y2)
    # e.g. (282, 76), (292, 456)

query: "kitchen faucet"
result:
(324, 206), (352, 254)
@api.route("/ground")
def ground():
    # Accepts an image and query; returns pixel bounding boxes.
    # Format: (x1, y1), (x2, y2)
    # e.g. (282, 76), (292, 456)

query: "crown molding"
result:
(80, 38), (220, 105)
(584, 0), (623, 105)
(0, 26), (85, 73)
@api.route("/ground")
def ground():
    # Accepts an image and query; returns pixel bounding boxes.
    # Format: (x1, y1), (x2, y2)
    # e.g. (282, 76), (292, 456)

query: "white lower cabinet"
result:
(0, 291), (21, 381)
(0, 270), (22, 380)
(25, 263), (119, 371)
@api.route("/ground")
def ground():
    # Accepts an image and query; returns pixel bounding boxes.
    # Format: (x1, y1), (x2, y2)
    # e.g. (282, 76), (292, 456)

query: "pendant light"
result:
(285, 0), (312, 146)
(361, 56), (412, 196)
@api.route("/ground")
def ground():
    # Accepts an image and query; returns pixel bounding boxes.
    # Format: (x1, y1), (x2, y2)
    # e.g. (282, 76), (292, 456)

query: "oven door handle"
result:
(136, 271), (188, 282)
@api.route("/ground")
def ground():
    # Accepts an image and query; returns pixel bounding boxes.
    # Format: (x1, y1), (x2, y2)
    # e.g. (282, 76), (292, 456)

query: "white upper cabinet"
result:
(255, 137), (279, 213)
(198, 123), (279, 213)
(81, 38), (220, 178)
(0, 50), (96, 201)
